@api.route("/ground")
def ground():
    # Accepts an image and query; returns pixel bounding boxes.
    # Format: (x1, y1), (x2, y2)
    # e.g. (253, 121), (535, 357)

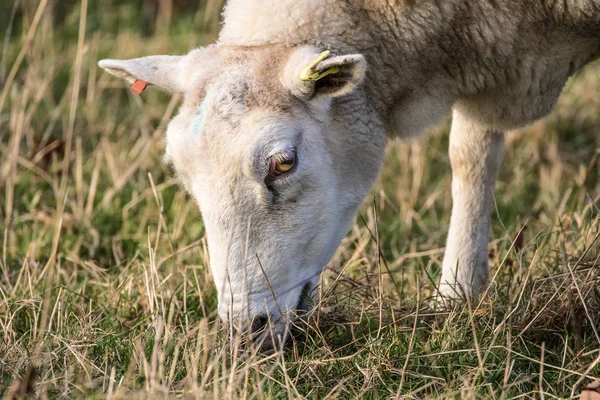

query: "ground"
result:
(1, 1), (599, 398)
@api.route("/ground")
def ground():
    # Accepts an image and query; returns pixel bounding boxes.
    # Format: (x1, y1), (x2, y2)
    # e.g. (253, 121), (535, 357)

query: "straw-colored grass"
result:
(1, 1), (599, 398)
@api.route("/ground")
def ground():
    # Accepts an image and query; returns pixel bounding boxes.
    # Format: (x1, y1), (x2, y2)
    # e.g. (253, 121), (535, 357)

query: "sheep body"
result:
(99, 0), (600, 334)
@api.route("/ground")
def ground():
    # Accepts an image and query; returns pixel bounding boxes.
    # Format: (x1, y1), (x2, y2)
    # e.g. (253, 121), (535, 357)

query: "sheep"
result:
(99, 0), (600, 347)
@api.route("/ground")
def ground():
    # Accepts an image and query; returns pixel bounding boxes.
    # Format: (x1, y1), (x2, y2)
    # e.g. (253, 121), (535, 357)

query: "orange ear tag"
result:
(131, 79), (148, 95)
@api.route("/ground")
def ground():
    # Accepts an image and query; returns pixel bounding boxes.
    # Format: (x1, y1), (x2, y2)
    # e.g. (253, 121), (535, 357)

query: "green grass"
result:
(1, 1), (599, 398)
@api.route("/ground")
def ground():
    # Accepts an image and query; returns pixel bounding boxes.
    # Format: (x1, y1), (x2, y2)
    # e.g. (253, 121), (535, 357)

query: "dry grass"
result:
(1, 1), (599, 398)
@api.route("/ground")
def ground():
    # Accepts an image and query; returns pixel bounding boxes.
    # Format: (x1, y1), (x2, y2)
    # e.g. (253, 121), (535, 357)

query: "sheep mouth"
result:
(247, 282), (314, 352)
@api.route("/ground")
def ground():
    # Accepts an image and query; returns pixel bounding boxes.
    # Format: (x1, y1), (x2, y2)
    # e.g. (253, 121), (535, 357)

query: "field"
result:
(1, 1), (599, 398)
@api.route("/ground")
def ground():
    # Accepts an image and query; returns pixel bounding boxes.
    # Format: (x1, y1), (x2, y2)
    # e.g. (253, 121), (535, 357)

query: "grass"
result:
(1, 1), (599, 398)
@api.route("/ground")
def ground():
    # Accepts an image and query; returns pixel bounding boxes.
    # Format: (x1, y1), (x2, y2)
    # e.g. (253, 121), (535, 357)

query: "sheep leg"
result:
(439, 109), (505, 299)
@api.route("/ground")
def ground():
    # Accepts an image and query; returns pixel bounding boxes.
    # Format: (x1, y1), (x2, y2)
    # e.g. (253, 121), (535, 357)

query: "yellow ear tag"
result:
(300, 50), (340, 82)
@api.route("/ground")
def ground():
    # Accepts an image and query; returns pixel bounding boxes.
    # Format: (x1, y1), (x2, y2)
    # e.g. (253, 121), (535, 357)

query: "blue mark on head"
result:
(191, 101), (206, 136)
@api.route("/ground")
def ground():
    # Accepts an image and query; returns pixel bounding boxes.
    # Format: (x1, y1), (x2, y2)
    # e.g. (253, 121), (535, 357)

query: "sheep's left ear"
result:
(99, 55), (186, 93)
(282, 47), (367, 100)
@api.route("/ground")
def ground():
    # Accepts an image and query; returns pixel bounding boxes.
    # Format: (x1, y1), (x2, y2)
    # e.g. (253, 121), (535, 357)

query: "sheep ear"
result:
(98, 55), (185, 93)
(282, 48), (367, 100)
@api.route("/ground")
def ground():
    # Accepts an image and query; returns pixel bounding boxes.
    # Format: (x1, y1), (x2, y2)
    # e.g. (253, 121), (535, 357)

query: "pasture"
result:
(1, 1), (599, 398)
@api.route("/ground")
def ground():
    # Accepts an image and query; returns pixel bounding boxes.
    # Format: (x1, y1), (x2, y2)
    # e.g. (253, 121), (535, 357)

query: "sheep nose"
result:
(250, 315), (269, 335)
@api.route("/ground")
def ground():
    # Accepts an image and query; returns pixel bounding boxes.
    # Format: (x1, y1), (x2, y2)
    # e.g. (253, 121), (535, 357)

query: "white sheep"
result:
(99, 0), (600, 347)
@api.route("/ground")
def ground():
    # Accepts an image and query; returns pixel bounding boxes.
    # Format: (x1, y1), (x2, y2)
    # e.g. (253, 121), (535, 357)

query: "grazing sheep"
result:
(99, 0), (600, 346)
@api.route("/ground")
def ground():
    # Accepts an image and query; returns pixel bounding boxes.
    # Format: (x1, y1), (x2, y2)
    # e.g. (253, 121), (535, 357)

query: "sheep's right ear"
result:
(98, 55), (186, 93)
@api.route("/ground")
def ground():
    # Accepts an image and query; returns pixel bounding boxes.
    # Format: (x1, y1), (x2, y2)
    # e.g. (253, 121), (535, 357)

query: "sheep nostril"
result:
(250, 315), (268, 335)
(296, 282), (312, 312)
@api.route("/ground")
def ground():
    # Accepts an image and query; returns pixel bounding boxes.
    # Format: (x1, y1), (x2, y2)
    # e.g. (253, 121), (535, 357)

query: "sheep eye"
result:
(268, 150), (297, 179)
